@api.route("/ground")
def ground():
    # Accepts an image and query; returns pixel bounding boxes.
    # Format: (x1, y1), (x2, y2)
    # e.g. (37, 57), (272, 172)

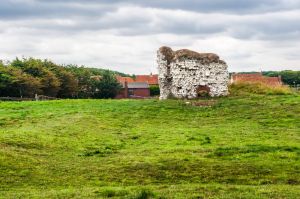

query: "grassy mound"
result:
(229, 82), (293, 96)
(0, 95), (299, 198)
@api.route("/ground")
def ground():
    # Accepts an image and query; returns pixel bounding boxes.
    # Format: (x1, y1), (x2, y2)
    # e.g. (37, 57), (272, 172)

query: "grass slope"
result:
(0, 95), (299, 198)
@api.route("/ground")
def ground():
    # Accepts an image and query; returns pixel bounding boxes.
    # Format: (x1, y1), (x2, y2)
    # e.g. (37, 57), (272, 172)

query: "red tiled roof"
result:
(116, 75), (135, 84)
(135, 74), (158, 85)
(231, 73), (282, 87)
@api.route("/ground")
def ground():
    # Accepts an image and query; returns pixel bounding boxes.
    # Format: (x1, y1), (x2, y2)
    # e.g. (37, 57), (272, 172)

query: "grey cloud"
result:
(0, 0), (299, 73)
(0, 0), (115, 19)
(3, 7), (298, 42)
(1, 0), (299, 41)
(2, 0), (300, 20)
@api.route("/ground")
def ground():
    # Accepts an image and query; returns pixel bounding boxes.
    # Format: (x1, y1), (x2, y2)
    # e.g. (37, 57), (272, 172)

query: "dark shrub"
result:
(150, 85), (160, 96)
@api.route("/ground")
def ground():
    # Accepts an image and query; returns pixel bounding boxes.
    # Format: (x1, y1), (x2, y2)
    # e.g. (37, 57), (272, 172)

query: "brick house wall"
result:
(128, 88), (150, 98)
(115, 81), (150, 99)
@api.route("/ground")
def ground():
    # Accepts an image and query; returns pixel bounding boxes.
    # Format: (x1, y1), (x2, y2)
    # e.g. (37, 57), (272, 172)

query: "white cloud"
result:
(0, 1), (299, 74)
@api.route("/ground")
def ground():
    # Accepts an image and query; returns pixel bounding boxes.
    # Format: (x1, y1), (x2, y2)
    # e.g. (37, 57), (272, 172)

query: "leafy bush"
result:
(150, 85), (160, 96)
(229, 82), (293, 96)
(263, 70), (300, 87)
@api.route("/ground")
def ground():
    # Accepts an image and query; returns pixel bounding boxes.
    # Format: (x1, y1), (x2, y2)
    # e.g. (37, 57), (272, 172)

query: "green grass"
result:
(0, 94), (299, 198)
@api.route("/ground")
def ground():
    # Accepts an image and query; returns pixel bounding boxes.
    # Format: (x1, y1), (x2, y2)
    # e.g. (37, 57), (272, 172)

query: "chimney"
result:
(124, 80), (128, 98)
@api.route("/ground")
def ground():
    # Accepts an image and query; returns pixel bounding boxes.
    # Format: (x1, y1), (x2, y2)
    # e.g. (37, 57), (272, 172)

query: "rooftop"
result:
(231, 73), (282, 87)
(135, 74), (158, 85)
(116, 75), (135, 84)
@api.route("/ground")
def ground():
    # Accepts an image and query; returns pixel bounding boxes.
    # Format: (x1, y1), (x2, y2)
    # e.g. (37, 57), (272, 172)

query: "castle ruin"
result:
(157, 46), (229, 99)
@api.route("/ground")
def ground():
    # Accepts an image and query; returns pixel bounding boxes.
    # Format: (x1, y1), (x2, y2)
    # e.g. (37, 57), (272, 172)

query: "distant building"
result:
(115, 80), (150, 99)
(135, 74), (159, 86)
(127, 82), (150, 98)
(231, 73), (282, 87)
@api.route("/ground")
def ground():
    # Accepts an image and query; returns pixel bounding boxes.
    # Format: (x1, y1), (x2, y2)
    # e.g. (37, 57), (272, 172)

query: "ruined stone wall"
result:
(157, 46), (229, 99)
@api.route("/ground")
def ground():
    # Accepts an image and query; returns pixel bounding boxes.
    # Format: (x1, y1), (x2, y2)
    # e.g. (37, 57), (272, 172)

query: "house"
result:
(127, 82), (150, 98)
(135, 74), (159, 86)
(115, 80), (150, 99)
(230, 73), (282, 87)
(115, 74), (155, 99)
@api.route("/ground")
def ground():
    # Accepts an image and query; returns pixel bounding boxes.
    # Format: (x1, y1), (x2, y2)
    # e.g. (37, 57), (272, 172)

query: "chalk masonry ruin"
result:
(157, 46), (229, 99)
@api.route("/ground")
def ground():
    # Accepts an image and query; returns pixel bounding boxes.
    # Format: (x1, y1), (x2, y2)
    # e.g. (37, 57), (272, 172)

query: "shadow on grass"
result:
(209, 145), (300, 158)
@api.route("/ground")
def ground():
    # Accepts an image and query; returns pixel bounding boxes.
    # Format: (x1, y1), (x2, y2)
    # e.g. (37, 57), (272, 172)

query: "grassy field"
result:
(0, 94), (299, 198)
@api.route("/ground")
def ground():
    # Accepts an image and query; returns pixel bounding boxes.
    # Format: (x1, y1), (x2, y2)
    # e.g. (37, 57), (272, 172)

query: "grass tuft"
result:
(134, 189), (155, 199)
(229, 82), (293, 96)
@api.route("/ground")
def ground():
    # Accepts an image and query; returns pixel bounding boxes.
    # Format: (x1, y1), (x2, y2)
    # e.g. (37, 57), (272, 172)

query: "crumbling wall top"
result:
(158, 46), (226, 64)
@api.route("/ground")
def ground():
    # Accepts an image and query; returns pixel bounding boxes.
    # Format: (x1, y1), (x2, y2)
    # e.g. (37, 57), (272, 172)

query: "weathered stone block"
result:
(157, 46), (229, 99)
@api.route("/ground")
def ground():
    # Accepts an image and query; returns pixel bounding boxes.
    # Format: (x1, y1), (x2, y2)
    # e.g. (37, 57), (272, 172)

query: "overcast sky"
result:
(0, 0), (299, 74)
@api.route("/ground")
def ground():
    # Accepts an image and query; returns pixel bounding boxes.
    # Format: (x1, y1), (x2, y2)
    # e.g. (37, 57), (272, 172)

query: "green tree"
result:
(1, 57), (131, 98)
(93, 71), (122, 99)
(56, 70), (78, 98)
(66, 65), (94, 98)
(41, 60), (78, 98)
(12, 69), (42, 98)
(0, 65), (13, 96)
(10, 57), (61, 97)
(280, 71), (300, 87)
(0, 66), (42, 97)
(40, 70), (61, 96)
(263, 70), (300, 87)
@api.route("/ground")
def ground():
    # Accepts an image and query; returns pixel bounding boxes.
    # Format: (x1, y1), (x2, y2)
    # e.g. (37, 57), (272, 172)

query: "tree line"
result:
(1, 57), (299, 99)
(0, 58), (124, 99)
